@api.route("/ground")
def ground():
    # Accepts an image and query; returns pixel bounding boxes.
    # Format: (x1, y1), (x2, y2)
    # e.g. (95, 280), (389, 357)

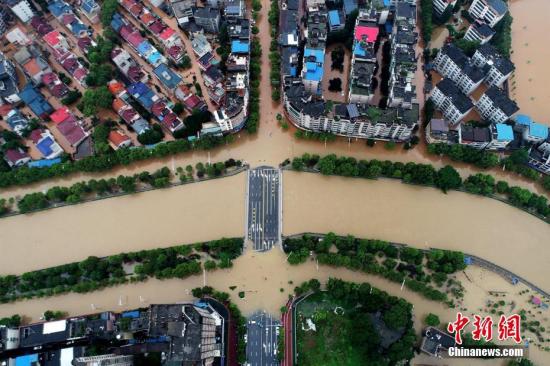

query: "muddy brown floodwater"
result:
(509, 0), (550, 123)
(0, 173), (245, 274)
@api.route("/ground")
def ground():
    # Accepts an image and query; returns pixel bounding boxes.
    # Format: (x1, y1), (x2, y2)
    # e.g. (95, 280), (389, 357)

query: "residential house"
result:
(48, 0), (91, 38)
(3, 148), (30, 167)
(5, 26), (31, 46)
(468, 0), (507, 27)
(475, 86), (518, 124)
(328, 10), (345, 32)
(193, 7), (220, 33)
(420, 327), (456, 357)
(459, 124), (491, 149)
(153, 63), (183, 91)
(430, 78), (474, 126)
(80, 0), (101, 24)
(302, 47), (325, 95)
(426, 118), (452, 144)
(0, 52), (21, 105)
(190, 32), (213, 58)
(7, 0), (35, 23)
(522, 121), (549, 144)
(13, 46), (52, 86)
(6, 109), (29, 136)
(108, 130), (132, 150)
(464, 20), (495, 45)
(30, 16), (54, 36)
(170, 0), (195, 26)
(471, 44), (514, 88)
(111, 47), (149, 84)
(29, 128), (64, 159)
(225, 0), (245, 20)
(49, 107), (89, 147)
(18, 84), (53, 119)
(42, 72), (69, 98)
(487, 122), (513, 150)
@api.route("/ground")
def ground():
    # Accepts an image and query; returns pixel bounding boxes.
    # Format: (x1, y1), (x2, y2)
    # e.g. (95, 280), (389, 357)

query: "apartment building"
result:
(7, 0), (35, 23)
(432, 0), (457, 17)
(464, 20), (495, 45)
(430, 78), (474, 126)
(471, 44), (514, 88)
(475, 86), (518, 124)
(434, 44), (485, 95)
(468, 0), (507, 27)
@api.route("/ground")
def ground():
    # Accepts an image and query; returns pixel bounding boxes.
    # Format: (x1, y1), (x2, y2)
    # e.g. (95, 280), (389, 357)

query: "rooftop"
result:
(435, 78), (473, 113)
(495, 123), (513, 141)
(153, 63), (182, 90)
(483, 86), (519, 116)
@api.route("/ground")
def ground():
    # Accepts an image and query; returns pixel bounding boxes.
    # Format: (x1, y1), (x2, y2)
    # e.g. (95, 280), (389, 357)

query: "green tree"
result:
(425, 313), (440, 327)
(436, 165), (462, 192)
(81, 87), (113, 116)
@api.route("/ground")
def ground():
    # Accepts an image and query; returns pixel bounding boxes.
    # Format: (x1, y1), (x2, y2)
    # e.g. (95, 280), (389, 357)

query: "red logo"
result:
(447, 313), (522, 345)
(472, 315), (493, 341)
(447, 312), (470, 344)
(497, 314), (522, 343)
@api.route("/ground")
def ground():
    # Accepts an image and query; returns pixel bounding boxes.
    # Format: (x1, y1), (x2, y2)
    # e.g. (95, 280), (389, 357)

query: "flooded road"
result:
(0, 173), (246, 274)
(510, 0), (550, 123)
(283, 171), (550, 290)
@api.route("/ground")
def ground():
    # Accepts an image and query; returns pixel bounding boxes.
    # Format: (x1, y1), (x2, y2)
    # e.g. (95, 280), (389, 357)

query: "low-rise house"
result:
(6, 108), (29, 136)
(108, 130), (132, 150)
(171, 0), (195, 26)
(18, 84), (53, 119)
(225, 0), (245, 20)
(464, 20), (495, 45)
(30, 16), (54, 36)
(29, 128), (64, 159)
(420, 327), (456, 357)
(13, 46), (52, 86)
(279, 10), (299, 47)
(193, 7), (220, 33)
(42, 72), (69, 98)
(459, 124), (491, 149)
(302, 47), (325, 95)
(522, 121), (549, 144)
(49, 107), (89, 147)
(153, 63), (183, 91)
(191, 32), (213, 58)
(471, 44), (514, 88)
(111, 47), (149, 84)
(468, 0), (507, 27)
(426, 118), (452, 144)
(5, 26), (31, 46)
(3, 148), (30, 167)
(475, 86), (518, 124)
(430, 78), (473, 126)
(328, 10), (345, 32)
(80, 0), (101, 24)
(48, 0), (91, 38)
(487, 122), (513, 150)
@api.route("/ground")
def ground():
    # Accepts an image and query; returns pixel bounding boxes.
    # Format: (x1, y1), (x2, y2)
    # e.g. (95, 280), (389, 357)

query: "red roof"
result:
(62, 14), (76, 26)
(167, 45), (183, 59)
(108, 81), (125, 95)
(159, 27), (175, 41)
(73, 67), (88, 81)
(51, 83), (68, 98)
(120, 25), (133, 40)
(5, 149), (29, 164)
(108, 130), (131, 147)
(112, 98), (126, 113)
(184, 95), (202, 109)
(50, 107), (71, 124)
(57, 119), (86, 146)
(354, 25), (379, 43)
(43, 31), (61, 47)
(42, 72), (58, 85)
(140, 12), (156, 25)
(62, 57), (78, 71)
(122, 0), (137, 9)
(129, 3), (143, 17)
(29, 129), (44, 144)
(151, 100), (166, 116)
(77, 36), (93, 50)
(121, 108), (137, 123)
(127, 66), (143, 82)
(127, 31), (145, 48)
(149, 21), (164, 35)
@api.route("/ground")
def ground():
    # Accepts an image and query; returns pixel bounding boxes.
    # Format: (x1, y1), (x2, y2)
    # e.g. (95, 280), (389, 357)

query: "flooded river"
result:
(0, 173), (245, 274)
(283, 171), (550, 291)
(509, 0), (550, 123)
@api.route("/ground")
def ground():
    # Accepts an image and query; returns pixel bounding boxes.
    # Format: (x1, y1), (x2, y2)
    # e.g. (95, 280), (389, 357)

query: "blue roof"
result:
(122, 310), (140, 318)
(328, 10), (341, 26)
(48, 1), (71, 18)
(111, 13), (124, 32)
(28, 158), (62, 168)
(303, 47), (325, 82)
(128, 82), (156, 110)
(137, 41), (152, 56)
(153, 63), (182, 90)
(15, 354), (39, 366)
(19, 85), (53, 117)
(147, 51), (163, 65)
(487, 0), (508, 15)
(515, 114), (532, 125)
(82, 0), (98, 13)
(231, 40), (249, 54)
(495, 123), (513, 141)
(529, 121), (549, 139)
(36, 136), (55, 157)
(290, 66), (297, 77)
(343, 0), (357, 15)
(385, 22), (393, 34)
(353, 42), (366, 57)
(70, 22), (87, 36)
